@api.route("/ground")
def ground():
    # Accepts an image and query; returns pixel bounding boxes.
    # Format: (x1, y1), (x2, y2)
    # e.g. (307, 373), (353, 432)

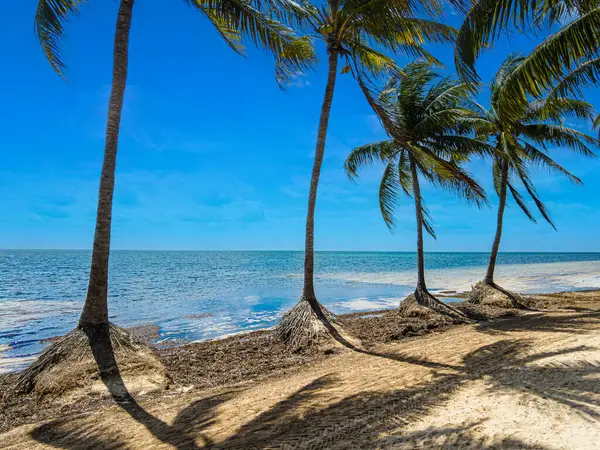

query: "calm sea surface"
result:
(2, 250), (600, 372)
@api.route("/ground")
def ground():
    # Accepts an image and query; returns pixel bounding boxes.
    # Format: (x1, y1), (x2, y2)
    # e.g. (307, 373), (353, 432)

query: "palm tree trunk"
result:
(302, 47), (339, 310)
(484, 160), (509, 285)
(410, 157), (427, 290)
(79, 0), (134, 327)
(399, 157), (468, 320)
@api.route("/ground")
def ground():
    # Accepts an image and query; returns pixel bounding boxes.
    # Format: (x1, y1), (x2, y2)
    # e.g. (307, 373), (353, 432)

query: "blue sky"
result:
(1, 1), (600, 251)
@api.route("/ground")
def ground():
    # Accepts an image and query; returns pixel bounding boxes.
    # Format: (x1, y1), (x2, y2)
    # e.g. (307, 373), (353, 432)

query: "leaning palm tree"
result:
(274, 0), (462, 349)
(466, 55), (599, 307)
(17, 0), (314, 396)
(455, 0), (600, 109)
(345, 62), (489, 319)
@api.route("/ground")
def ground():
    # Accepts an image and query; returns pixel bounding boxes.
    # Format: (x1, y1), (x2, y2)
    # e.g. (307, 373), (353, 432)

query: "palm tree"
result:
(455, 0), (600, 108)
(466, 55), (599, 307)
(274, 0), (461, 349)
(17, 0), (314, 395)
(344, 62), (489, 319)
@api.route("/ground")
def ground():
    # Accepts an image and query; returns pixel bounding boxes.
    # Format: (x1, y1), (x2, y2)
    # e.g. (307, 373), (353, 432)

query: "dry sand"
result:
(1, 291), (600, 449)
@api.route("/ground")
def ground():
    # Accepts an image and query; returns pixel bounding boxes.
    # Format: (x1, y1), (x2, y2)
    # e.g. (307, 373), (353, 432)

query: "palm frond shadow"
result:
(379, 421), (554, 449)
(477, 311), (600, 336)
(29, 316), (600, 449)
(213, 338), (599, 448)
(30, 325), (235, 450)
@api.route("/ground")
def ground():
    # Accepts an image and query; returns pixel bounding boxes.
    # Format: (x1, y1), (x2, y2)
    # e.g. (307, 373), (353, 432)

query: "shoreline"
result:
(1, 290), (599, 447)
(2, 256), (600, 371)
(2, 286), (600, 377)
(2, 289), (600, 436)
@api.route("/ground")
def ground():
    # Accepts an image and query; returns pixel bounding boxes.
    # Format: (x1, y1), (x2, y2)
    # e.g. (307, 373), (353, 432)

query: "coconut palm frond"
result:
(199, 5), (246, 54)
(503, 7), (600, 101)
(192, 0), (316, 85)
(454, 0), (534, 83)
(520, 123), (599, 157)
(523, 97), (596, 122)
(418, 149), (488, 208)
(344, 140), (398, 179)
(379, 159), (402, 230)
(420, 199), (437, 239)
(346, 39), (401, 76)
(507, 180), (538, 223)
(549, 56), (600, 98)
(520, 142), (583, 184)
(512, 160), (557, 229)
(35, 0), (87, 77)
(347, 61), (487, 235)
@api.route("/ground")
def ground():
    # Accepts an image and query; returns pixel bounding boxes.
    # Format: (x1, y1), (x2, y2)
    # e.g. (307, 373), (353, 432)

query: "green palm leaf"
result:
(346, 61), (488, 234)
(454, 0), (535, 84)
(378, 160), (402, 230)
(507, 181), (538, 223)
(549, 56), (600, 98)
(344, 140), (398, 179)
(35, 0), (87, 77)
(520, 123), (598, 156)
(503, 8), (600, 102)
(455, 1), (600, 108)
(471, 55), (598, 229)
(521, 142), (583, 184)
(194, 0), (316, 85)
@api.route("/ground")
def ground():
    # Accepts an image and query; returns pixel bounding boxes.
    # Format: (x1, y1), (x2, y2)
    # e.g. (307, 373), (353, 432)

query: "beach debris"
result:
(15, 323), (170, 401)
(276, 297), (359, 351)
(398, 287), (472, 323)
(467, 282), (531, 309)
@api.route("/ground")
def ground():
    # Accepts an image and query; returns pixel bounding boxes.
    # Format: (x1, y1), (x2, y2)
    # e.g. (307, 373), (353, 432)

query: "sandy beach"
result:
(1, 290), (599, 449)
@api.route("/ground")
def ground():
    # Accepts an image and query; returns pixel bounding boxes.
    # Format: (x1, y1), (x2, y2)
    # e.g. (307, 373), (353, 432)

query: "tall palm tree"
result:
(274, 0), (461, 349)
(345, 62), (489, 319)
(18, 0), (314, 394)
(466, 55), (599, 306)
(455, 0), (600, 108)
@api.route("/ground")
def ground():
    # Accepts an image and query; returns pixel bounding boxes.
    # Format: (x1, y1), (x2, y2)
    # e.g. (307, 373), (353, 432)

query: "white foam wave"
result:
(320, 260), (600, 294)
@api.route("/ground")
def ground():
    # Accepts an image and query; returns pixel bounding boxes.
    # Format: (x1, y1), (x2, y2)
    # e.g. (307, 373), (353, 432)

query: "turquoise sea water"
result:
(2, 250), (600, 373)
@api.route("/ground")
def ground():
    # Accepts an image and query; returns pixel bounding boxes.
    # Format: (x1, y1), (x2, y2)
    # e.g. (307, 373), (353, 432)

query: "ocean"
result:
(2, 250), (600, 373)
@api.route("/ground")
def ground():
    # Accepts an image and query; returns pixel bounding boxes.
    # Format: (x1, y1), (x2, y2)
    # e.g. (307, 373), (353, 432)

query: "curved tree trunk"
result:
(79, 0), (134, 327)
(398, 157), (467, 320)
(302, 47), (339, 315)
(410, 157), (427, 291)
(15, 0), (168, 396)
(484, 159), (509, 285)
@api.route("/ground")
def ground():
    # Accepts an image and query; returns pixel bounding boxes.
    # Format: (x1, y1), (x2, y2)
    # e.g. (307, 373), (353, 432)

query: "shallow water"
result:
(1, 250), (600, 373)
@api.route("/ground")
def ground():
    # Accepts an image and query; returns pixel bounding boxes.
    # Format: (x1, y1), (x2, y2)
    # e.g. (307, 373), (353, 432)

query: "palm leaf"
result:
(346, 39), (401, 76)
(507, 181), (538, 223)
(511, 157), (557, 229)
(549, 56), (600, 98)
(503, 7), (600, 103)
(35, 0), (87, 77)
(378, 159), (402, 230)
(520, 142), (583, 184)
(199, 5), (245, 55)
(520, 123), (599, 157)
(192, 0), (316, 85)
(344, 140), (398, 178)
(454, 0), (536, 83)
(523, 97), (596, 123)
(414, 146), (488, 208)
(420, 198), (437, 239)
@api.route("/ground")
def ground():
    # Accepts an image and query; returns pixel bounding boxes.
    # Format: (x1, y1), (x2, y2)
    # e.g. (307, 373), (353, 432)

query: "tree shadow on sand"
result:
(211, 339), (599, 449)
(30, 315), (600, 449)
(477, 311), (600, 336)
(378, 420), (554, 449)
(30, 324), (234, 450)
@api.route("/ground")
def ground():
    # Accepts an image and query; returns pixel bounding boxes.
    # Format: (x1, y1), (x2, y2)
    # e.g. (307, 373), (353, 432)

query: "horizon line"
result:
(2, 249), (600, 254)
